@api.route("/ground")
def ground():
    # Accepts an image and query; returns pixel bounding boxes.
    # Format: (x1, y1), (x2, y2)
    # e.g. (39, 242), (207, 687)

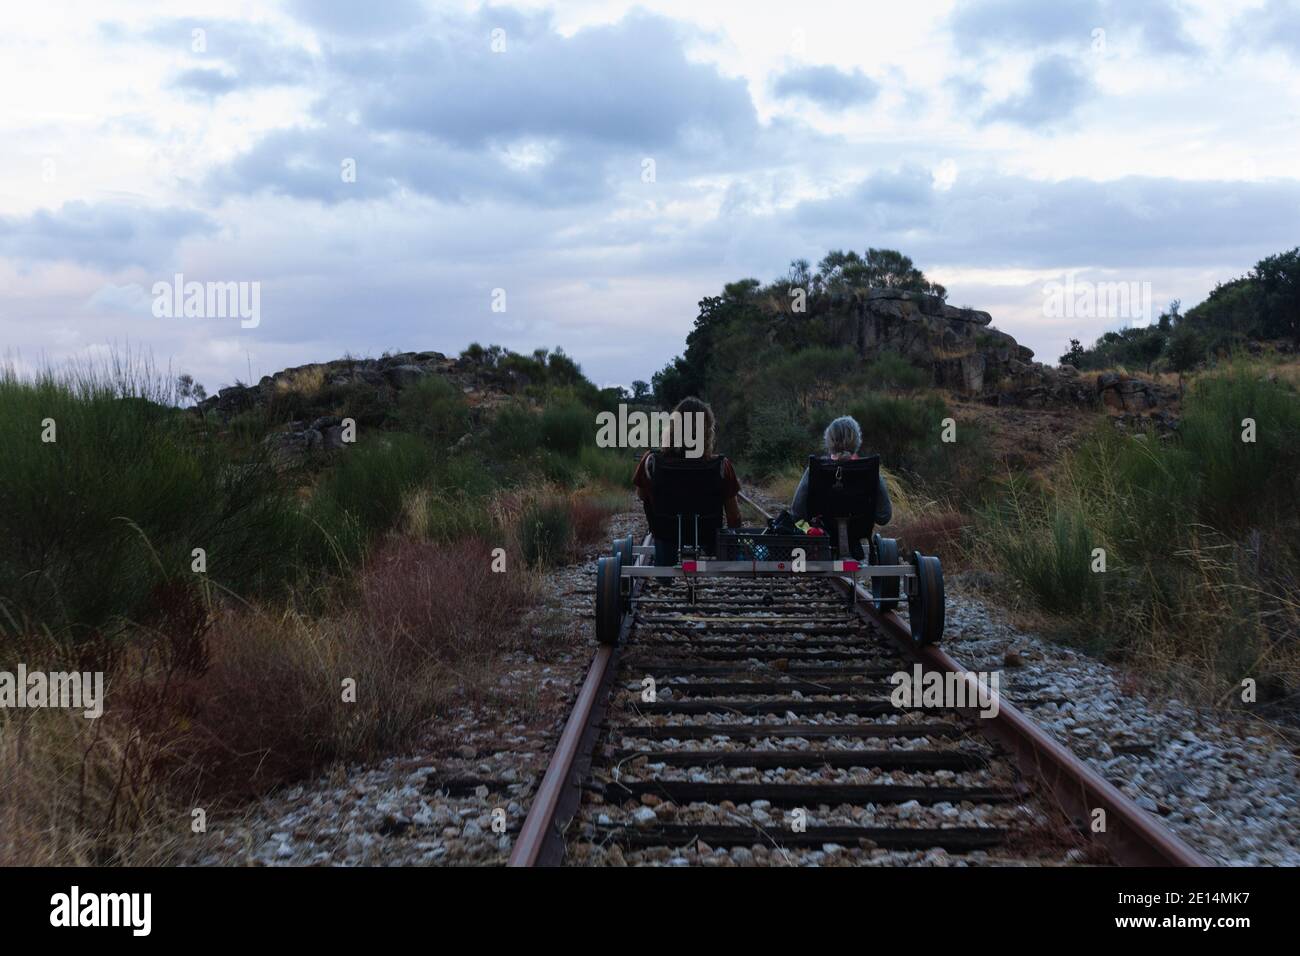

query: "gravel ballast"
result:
(187, 507), (1299, 866)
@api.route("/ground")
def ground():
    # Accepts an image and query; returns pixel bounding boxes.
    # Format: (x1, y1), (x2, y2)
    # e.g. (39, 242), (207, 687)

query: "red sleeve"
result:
(721, 458), (742, 528)
(721, 458), (741, 498)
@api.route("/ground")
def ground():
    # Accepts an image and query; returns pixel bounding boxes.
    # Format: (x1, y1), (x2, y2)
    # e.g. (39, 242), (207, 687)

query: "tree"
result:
(815, 248), (946, 298)
(1059, 339), (1085, 368)
(630, 380), (651, 401)
(1166, 324), (1204, 394)
(1130, 327), (1167, 373)
(787, 258), (812, 288)
(1157, 299), (1180, 332)
(862, 248), (948, 299)
(1252, 247), (1300, 342)
(176, 374), (207, 406)
(651, 357), (694, 409)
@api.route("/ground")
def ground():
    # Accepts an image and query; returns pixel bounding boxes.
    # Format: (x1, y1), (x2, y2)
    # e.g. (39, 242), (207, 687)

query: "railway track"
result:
(509, 492), (1208, 867)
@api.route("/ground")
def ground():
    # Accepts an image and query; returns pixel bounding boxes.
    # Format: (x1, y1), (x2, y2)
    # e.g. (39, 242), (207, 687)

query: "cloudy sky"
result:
(2, 0), (1298, 393)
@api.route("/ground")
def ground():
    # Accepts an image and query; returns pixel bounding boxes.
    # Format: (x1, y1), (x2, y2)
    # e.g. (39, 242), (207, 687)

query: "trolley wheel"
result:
(907, 551), (945, 646)
(871, 533), (901, 612)
(595, 554), (624, 645)
(611, 538), (631, 582)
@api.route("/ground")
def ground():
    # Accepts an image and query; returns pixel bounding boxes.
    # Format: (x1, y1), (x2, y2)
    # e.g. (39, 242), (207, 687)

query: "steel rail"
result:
(507, 533), (651, 867)
(736, 490), (1209, 868)
(509, 493), (1208, 867)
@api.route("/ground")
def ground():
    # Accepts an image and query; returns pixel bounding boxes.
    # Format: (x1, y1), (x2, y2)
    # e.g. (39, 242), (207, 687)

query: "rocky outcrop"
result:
(839, 289), (1034, 394)
(195, 350), (521, 467)
(1095, 372), (1177, 412)
(811, 288), (1191, 423)
(196, 351), (515, 424)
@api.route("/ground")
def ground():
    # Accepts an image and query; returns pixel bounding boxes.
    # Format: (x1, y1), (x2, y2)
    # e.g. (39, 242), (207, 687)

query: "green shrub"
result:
(862, 352), (925, 391)
(1178, 367), (1300, 529)
(486, 404), (542, 459)
(432, 452), (497, 499)
(847, 393), (949, 471)
(985, 496), (1102, 614)
(539, 400), (591, 457)
(577, 445), (635, 488)
(336, 382), (395, 429)
(745, 404), (814, 480)
(519, 500), (571, 568)
(974, 365), (1300, 697)
(396, 376), (470, 448)
(0, 360), (303, 640)
(308, 433), (435, 562)
(421, 492), (495, 542)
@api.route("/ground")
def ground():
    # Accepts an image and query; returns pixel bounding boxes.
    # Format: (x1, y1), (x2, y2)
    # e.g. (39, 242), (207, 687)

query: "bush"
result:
(986, 498), (1102, 614)
(518, 499), (572, 568)
(396, 375), (470, 448)
(746, 404), (814, 480)
(431, 452), (497, 499)
(862, 351), (925, 391)
(539, 400), (591, 457)
(356, 537), (538, 666)
(1178, 367), (1300, 529)
(568, 496), (618, 553)
(577, 445), (635, 488)
(0, 360), (303, 641)
(486, 404), (542, 459)
(308, 433), (436, 563)
(1, 534), (546, 862)
(847, 393), (949, 471)
(894, 509), (968, 563)
(401, 487), (495, 542)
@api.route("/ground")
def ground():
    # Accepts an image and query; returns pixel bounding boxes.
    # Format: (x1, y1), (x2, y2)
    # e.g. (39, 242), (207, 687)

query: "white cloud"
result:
(0, 0), (1296, 391)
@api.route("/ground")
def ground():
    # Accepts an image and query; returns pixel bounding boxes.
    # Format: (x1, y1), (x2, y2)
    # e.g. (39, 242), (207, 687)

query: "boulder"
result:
(1096, 373), (1176, 412)
(263, 427), (323, 468)
(382, 364), (428, 389)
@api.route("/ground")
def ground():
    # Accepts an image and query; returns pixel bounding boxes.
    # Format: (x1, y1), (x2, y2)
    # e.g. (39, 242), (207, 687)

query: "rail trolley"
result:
(594, 453), (945, 646)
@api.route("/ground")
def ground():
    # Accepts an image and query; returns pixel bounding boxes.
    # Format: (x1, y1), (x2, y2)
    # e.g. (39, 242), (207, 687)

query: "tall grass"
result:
(0, 352), (631, 863)
(0, 358), (302, 643)
(976, 364), (1300, 701)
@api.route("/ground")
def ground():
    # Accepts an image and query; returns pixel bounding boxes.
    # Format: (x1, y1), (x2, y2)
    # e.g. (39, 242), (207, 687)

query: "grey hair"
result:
(823, 415), (862, 456)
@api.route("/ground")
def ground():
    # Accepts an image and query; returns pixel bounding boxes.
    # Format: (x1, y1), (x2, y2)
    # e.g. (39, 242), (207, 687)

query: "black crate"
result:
(715, 528), (833, 562)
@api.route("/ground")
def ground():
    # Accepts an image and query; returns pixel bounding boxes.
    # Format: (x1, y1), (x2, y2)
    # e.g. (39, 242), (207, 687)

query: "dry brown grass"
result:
(272, 365), (326, 397)
(0, 535), (544, 865)
(893, 509), (970, 566)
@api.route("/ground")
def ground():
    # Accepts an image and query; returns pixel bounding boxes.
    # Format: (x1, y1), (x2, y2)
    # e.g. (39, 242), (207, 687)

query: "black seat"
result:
(805, 455), (880, 559)
(648, 453), (727, 562)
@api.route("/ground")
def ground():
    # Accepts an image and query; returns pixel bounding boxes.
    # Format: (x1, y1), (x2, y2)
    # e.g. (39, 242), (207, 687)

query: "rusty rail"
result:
(508, 495), (1207, 867)
(507, 533), (650, 867)
(738, 490), (1208, 867)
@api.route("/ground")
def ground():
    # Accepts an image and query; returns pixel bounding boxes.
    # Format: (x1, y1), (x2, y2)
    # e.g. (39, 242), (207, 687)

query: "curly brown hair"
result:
(660, 395), (717, 459)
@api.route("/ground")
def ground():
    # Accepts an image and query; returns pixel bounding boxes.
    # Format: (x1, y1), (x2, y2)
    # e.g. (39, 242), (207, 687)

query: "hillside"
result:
(653, 247), (1299, 719)
(0, 344), (633, 864)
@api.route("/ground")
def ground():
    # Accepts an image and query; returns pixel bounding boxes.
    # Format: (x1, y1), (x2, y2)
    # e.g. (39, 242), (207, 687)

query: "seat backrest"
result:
(806, 455), (880, 558)
(649, 453), (727, 554)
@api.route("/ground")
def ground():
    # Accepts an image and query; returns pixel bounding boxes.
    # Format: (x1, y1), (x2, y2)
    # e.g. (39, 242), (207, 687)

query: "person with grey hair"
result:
(790, 415), (892, 526)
